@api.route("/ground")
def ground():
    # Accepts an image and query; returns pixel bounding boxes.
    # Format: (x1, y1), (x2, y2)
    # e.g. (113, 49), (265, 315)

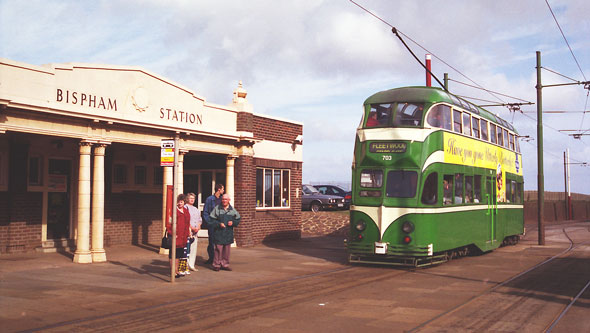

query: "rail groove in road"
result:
(408, 227), (590, 332)
(22, 266), (408, 332)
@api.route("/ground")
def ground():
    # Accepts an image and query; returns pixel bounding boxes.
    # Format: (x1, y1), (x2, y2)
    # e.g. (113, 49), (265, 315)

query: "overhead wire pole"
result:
(536, 51), (545, 245)
(170, 134), (180, 282)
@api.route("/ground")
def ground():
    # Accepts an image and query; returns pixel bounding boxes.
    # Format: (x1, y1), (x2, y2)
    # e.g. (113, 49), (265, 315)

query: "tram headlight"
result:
(355, 221), (366, 231)
(401, 221), (414, 234)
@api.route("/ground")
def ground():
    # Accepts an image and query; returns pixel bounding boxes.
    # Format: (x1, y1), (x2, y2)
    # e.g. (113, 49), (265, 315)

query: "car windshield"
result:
(302, 185), (319, 195)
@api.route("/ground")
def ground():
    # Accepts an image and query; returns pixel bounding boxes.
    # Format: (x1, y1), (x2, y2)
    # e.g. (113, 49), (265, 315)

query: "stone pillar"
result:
(178, 150), (187, 195)
(73, 142), (92, 263)
(226, 156), (237, 204)
(91, 144), (107, 262)
(160, 166), (173, 255)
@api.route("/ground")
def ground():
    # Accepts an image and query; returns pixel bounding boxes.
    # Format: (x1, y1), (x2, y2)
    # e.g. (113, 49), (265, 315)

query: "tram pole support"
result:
(170, 134), (180, 282)
(444, 73), (449, 91)
(536, 51), (545, 245)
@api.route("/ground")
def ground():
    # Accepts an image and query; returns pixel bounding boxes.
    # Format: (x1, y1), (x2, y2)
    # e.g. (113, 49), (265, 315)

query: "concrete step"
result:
(35, 239), (74, 253)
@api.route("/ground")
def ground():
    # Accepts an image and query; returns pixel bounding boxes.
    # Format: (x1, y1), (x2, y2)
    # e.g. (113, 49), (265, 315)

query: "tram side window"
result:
(465, 175), (473, 203)
(504, 130), (510, 149)
(421, 173), (438, 205)
(516, 182), (522, 203)
(463, 113), (471, 136)
(481, 119), (489, 141)
(474, 175), (482, 203)
(453, 110), (462, 133)
(443, 175), (453, 205)
(509, 134), (515, 151)
(454, 173), (464, 204)
(490, 124), (497, 144)
(386, 170), (418, 198)
(516, 138), (521, 153)
(472, 117), (480, 139)
(426, 104), (452, 130)
(497, 127), (504, 146)
(366, 104), (392, 128)
(393, 103), (424, 127)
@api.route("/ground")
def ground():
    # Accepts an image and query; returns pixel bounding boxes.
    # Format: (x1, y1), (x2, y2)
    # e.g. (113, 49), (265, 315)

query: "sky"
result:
(1, 0), (589, 194)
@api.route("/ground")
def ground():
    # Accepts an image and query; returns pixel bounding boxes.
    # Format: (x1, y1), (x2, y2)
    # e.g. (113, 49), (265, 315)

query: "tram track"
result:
(23, 265), (409, 332)
(408, 226), (590, 332)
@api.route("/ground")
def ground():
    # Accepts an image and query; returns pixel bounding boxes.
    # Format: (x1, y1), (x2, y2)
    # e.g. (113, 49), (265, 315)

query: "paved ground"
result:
(1, 220), (589, 332)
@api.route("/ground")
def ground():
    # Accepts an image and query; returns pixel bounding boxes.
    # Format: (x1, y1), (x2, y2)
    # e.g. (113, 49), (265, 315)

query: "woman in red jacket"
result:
(167, 194), (191, 278)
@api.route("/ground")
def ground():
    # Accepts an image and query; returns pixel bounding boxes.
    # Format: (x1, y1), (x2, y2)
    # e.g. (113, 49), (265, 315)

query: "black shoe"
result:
(213, 267), (220, 271)
(204, 259), (213, 265)
(175, 274), (182, 278)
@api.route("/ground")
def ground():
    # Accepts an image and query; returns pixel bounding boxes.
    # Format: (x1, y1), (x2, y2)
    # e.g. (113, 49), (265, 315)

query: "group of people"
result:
(166, 183), (241, 278)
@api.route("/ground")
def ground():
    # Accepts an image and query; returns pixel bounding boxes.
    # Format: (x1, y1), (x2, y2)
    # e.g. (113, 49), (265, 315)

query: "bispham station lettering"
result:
(160, 107), (203, 125)
(56, 88), (117, 111)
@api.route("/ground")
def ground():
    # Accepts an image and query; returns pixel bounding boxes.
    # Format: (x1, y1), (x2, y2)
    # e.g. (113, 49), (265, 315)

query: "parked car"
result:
(314, 184), (351, 209)
(301, 184), (345, 212)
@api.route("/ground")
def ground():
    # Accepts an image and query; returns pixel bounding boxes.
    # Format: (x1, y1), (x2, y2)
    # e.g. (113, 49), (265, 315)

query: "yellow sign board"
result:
(443, 132), (522, 202)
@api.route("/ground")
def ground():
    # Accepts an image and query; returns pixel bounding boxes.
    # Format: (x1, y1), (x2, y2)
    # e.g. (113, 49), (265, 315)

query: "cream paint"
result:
(351, 204), (524, 239)
(357, 127), (437, 143)
(253, 140), (303, 162)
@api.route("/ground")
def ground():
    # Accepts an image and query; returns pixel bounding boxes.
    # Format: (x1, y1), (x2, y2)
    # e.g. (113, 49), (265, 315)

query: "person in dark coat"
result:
(167, 194), (191, 278)
(208, 194), (240, 271)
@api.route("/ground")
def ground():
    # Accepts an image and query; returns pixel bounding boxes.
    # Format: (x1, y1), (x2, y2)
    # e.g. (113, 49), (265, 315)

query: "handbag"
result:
(161, 231), (171, 249)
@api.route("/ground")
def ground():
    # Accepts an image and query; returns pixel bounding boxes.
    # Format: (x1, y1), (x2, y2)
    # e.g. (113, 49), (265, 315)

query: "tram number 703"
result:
(382, 155), (392, 161)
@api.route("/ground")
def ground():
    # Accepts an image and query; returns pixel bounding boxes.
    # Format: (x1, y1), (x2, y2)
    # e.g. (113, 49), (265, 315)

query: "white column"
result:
(178, 150), (187, 195)
(73, 142), (92, 263)
(91, 144), (107, 262)
(160, 166), (173, 255)
(226, 156), (236, 204)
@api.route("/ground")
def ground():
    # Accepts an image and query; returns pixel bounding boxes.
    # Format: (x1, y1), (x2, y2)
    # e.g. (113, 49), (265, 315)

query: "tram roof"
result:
(364, 86), (516, 132)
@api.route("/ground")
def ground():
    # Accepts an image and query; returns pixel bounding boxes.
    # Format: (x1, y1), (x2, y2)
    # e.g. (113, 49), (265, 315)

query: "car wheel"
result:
(310, 201), (321, 213)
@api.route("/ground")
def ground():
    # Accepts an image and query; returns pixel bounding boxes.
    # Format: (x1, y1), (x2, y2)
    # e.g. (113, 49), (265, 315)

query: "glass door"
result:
(47, 159), (71, 240)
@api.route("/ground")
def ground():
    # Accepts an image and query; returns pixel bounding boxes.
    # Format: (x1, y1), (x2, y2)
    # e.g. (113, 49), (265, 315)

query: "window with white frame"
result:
(256, 168), (290, 208)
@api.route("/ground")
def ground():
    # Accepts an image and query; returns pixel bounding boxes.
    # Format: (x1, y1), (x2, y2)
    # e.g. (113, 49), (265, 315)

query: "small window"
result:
(134, 166), (147, 185)
(360, 169), (383, 188)
(474, 175), (482, 203)
(472, 117), (480, 139)
(463, 113), (471, 136)
(421, 173), (438, 205)
(465, 175), (473, 203)
(504, 130), (510, 149)
(454, 173), (464, 204)
(516, 182), (522, 203)
(386, 170), (417, 198)
(257, 168), (290, 208)
(481, 119), (489, 141)
(443, 175), (453, 206)
(393, 103), (424, 127)
(366, 104), (393, 128)
(28, 156), (42, 186)
(154, 166), (163, 185)
(113, 164), (127, 184)
(509, 134), (515, 151)
(506, 180), (512, 203)
(453, 110), (462, 133)
(497, 127), (504, 146)
(516, 138), (521, 153)
(490, 124), (497, 144)
(427, 104), (452, 130)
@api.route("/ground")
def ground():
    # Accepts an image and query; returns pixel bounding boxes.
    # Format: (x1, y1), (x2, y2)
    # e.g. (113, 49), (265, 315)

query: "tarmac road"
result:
(1, 221), (589, 332)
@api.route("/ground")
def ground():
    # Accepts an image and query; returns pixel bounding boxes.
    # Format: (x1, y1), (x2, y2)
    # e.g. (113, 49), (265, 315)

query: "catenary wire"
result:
(544, 0), (587, 81)
(542, 66), (580, 83)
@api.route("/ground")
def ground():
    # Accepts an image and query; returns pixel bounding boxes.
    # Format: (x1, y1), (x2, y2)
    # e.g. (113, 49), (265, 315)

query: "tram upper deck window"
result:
(509, 134), (515, 151)
(426, 104), (452, 130)
(516, 137), (521, 153)
(472, 117), (480, 139)
(393, 103), (424, 127)
(497, 127), (504, 146)
(481, 119), (489, 141)
(463, 113), (472, 136)
(386, 170), (418, 198)
(366, 104), (392, 128)
(504, 130), (510, 149)
(453, 110), (462, 133)
(490, 124), (497, 144)
(360, 169), (383, 188)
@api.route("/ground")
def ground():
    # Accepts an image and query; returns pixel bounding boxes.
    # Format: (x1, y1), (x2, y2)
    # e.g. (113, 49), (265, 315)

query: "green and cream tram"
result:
(347, 86), (524, 267)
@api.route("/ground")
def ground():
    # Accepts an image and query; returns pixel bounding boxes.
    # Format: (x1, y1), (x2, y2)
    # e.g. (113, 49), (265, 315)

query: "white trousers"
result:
(188, 237), (198, 269)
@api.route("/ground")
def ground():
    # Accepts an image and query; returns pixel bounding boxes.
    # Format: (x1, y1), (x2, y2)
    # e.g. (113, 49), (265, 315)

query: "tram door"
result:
(485, 176), (497, 242)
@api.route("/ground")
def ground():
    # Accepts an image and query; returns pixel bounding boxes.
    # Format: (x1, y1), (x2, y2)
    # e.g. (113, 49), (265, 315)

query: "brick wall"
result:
(0, 192), (43, 253)
(103, 193), (162, 247)
(253, 116), (302, 143)
(233, 155), (303, 247)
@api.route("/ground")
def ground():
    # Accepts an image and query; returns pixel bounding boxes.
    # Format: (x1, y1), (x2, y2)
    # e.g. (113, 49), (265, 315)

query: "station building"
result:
(0, 58), (303, 262)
